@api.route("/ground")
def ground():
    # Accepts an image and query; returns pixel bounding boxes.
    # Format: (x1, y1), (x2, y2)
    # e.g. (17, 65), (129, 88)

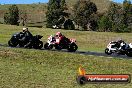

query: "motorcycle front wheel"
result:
(38, 41), (43, 49)
(33, 41), (43, 49)
(68, 43), (78, 52)
(105, 48), (112, 55)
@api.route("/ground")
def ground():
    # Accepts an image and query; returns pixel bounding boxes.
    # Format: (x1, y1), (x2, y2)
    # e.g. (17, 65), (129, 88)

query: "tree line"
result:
(4, 0), (132, 33)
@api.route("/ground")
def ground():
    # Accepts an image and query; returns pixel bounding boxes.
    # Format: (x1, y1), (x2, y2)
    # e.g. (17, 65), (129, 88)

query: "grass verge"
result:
(0, 24), (132, 52)
(0, 46), (132, 88)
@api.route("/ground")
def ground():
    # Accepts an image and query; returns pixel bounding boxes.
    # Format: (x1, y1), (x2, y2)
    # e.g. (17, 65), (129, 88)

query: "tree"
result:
(46, 0), (67, 28)
(98, 15), (112, 32)
(4, 5), (19, 25)
(9, 5), (19, 25)
(64, 19), (75, 30)
(73, 0), (97, 30)
(61, 0), (67, 10)
(105, 1), (132, 32)
(106, 2), (127, 32)
(123, 0), (132, 26)
(4, 13), (10, 24)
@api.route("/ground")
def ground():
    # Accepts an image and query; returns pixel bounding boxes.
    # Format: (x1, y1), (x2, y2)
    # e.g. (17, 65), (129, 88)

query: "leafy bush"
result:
(4, 5), (19, 25)
(64, 19), (75, 30)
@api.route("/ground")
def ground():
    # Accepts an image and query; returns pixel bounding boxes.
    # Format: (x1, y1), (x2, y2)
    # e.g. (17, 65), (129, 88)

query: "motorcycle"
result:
(8, 32), (25, 47)
(8, 33), (43, 49)
(27, 35), (43, 49)
(105, 41), (132, 57)
(44, 35), (78, 52)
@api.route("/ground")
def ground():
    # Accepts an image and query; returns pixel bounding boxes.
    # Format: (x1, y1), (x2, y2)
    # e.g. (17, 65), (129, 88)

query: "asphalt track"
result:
(0, 43), (132, 59)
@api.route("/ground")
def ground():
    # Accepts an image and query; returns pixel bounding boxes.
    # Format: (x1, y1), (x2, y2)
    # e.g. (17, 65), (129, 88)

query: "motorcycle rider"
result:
(48, 35), (56, 43)
(116, 39), (127, 51)
(21, 27), (33, 48)
(55, 32), (68, 45)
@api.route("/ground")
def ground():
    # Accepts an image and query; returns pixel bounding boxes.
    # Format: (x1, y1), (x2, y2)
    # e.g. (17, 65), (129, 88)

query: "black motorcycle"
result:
(8, 33), (43, 49)
(8, 32), (25, 47)
(26, 35), (43, 49)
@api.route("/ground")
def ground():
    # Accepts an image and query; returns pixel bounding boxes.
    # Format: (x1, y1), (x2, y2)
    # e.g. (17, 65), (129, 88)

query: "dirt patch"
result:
(0, 50), (19, 57)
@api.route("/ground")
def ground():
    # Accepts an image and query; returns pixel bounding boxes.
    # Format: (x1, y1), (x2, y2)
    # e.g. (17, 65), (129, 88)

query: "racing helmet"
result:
(118, 39), (124, 43)
(23, 27), (28, 32)
(56, 32), (62, 37)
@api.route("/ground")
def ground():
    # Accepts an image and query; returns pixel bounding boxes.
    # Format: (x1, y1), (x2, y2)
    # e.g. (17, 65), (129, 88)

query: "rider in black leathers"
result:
(116, 39), (127, 50)
(20, 28), (33, 48)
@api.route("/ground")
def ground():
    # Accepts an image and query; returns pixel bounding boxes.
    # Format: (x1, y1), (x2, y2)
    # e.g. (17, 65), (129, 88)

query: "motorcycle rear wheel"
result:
(55, 44), (62, 50)
(44, 43), (53, 50)
(126, 51), (132, 57)
(8, 40), (18, 47)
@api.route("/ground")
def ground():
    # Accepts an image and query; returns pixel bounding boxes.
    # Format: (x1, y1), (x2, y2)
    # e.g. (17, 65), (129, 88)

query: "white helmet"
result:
(23, 27), (28, 32)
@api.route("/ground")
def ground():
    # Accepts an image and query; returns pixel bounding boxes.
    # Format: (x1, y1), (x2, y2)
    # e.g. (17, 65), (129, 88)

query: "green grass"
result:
(0, 24), (132, 52)
(0, 46), (132, 88)
(0, 24), (132, 88)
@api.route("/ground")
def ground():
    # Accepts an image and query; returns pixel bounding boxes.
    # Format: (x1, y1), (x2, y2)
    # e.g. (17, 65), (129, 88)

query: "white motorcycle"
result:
(105, 41), (132, 57)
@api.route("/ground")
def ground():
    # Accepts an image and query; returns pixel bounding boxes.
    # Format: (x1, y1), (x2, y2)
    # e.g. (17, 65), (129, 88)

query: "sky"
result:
(112, 0), (128, 3)
(0, 0), (49, 4)
(0, 0), (130, 4)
